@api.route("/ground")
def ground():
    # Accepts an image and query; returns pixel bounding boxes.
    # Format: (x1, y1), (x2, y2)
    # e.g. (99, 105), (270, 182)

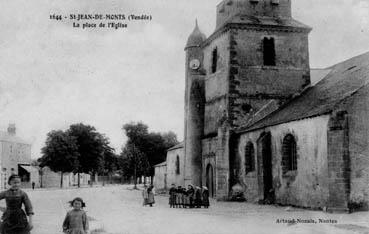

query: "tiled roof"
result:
(237, 51), (369, 133)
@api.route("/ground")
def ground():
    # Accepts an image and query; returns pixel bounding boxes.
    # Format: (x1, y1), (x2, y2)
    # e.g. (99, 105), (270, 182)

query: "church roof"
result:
(167, 142), (184, 151)
(237, 51), (369, 133)
(186, 20), (207, 48)
(154, 161), (167, 167)
(0, 131), (30, 145)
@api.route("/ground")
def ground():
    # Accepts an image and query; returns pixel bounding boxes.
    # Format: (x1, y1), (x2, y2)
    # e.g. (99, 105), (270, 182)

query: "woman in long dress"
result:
(142, 185), (149, 206)
(147, 185), (155, 207)
(0, 174), (34, 234)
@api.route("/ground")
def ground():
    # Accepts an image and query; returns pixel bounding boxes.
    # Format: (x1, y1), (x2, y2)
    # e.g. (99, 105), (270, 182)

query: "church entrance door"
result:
(257, 132), (274, 203)
(206, 164), (214, 197)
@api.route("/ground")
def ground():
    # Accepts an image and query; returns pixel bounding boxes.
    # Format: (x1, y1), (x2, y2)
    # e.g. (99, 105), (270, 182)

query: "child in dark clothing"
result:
(169, 184), (176, 208)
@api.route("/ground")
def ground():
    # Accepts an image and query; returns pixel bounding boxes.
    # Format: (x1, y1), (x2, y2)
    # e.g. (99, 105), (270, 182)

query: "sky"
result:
(0, 0), (368, 158)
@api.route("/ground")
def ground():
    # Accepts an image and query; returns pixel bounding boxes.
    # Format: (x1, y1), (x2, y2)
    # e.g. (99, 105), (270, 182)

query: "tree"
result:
(39, 130), (79, 188)
(121, 122), (179, 183)
(101, 143), (119, 185)
(161, 131), (179, 148)
(119, 143), (149, 189)
(67, 123), (107, 186)
(30, 159), (40, 167)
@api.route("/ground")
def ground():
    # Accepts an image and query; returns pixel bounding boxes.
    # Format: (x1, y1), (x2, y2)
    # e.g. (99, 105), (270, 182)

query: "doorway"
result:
(257, 132), (274, 202)
(206, 164), (214, 197)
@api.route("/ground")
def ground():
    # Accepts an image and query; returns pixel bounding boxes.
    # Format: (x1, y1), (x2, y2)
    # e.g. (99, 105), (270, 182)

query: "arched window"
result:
(282, 134), (297, 174)
(263, 37), (276, 66)
(211, 47), (218, 73)
(245, 142), (255, 174)
(175, 155), (180, 175)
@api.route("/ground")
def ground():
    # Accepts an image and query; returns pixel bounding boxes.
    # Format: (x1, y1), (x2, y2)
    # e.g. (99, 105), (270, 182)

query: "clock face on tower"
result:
(189, 59), (200, 70)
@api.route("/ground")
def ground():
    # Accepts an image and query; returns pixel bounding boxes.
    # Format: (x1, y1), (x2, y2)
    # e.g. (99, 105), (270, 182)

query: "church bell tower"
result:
(183, 21), (206, 187)
(200, 0), (311, 199)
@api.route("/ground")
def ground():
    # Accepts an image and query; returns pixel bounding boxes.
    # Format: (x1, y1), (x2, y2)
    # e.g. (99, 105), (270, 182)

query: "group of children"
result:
(169, 184), (210, 208)
(0, 174), (89, 234)
(0, 176), (211, 234)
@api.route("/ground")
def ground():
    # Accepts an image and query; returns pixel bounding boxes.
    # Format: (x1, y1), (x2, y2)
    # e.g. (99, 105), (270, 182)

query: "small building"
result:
(154, 143), (184, 190)
(19, 165), (41, 188)
(40, 166), (90, 188)
(153, 162), (167, 190)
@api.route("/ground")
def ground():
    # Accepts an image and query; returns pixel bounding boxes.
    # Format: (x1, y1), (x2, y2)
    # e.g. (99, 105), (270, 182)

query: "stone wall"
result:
(153, 164), (167, 190)
(229, 28), (310, 127)
(40, 167), (90, 188)
(326, 111), (350, 213)
(203, 32), (230, 136)
(166, 147), (185, 187)
(238, 115), (330, 208)
(343, 85), (369, 209)
(215, 0), (292, 28)
(216, 124), (231, 200)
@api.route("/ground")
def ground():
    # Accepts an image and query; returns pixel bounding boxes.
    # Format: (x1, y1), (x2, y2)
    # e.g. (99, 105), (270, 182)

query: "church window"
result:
(242, 103), (253, 113)
(245, 142), (255, 174)
(211, 47), (218, 73)
(263, 37), (276, 66)
(282, 134), (297, 174)
(175, 155), (180, 175)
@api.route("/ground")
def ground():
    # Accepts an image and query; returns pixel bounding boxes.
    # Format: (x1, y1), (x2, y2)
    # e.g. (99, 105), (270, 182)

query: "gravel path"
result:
(2, 185), (367, 234)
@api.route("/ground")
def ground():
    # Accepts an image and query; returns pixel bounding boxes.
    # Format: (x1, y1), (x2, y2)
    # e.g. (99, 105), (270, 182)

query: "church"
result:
(154, 0), (369, 213)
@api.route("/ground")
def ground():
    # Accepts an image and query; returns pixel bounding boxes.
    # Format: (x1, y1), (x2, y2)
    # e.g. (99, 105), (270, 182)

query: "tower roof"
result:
(185, 20), (206, 49)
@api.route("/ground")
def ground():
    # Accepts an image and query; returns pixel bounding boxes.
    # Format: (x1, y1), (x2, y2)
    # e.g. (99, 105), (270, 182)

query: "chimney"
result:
(7, 124), (16, 135)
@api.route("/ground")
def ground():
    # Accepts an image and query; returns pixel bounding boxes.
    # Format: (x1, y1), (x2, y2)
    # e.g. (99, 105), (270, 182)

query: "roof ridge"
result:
(327, 51), (369, 69)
